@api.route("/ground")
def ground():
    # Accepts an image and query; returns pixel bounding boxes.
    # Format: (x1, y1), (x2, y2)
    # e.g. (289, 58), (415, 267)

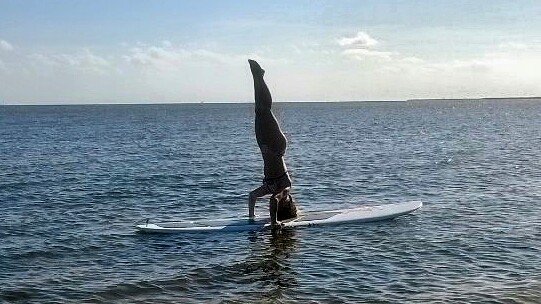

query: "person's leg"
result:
(269, 195), (279, 226)
(249, 60), (287, 155)
(249, 59), (271, 112)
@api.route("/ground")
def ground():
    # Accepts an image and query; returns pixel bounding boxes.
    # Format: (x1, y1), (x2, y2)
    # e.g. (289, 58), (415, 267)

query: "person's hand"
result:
(248, 193), (256, 218)
(271, 220), (284, 233)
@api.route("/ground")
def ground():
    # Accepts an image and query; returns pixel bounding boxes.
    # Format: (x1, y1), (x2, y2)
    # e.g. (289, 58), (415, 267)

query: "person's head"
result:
(272, 187), (290, 203)
(270, 188), (297, 221)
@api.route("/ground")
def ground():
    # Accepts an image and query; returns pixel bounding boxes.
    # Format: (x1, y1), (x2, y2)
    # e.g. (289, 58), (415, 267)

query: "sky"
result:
(1, 0), (541, 104)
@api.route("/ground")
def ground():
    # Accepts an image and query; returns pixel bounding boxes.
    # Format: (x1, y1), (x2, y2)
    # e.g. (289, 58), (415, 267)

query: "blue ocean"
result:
(1, 99), (540, 303)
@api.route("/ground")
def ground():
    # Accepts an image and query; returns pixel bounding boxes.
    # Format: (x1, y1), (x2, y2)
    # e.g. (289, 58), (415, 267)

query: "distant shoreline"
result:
(407, 97), (541, 102)
(2, 97), (540, 106)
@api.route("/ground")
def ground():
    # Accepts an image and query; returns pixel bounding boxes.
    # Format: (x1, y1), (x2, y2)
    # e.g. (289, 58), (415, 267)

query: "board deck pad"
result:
(136, 201), (422, 233)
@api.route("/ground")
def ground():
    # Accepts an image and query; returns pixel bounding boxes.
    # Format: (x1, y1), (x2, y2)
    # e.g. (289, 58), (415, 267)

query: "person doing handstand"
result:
(248, 59), (297, 228)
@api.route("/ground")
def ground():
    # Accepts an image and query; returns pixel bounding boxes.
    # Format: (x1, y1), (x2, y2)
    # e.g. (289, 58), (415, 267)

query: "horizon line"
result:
(2, 96), (540, 106)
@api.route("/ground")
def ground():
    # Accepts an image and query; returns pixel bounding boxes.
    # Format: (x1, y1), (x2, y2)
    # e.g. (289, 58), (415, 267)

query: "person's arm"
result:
(269, 188), (290, 228)
(249, 185), (269, 218)
(269, 196), (278, 226)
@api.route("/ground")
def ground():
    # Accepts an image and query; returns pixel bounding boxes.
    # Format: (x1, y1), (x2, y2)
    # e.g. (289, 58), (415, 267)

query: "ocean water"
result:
(1, 99), (540, 303)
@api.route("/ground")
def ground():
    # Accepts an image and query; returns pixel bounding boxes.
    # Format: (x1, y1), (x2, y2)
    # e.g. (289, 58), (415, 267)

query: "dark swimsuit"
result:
(263, 171), (292, 195)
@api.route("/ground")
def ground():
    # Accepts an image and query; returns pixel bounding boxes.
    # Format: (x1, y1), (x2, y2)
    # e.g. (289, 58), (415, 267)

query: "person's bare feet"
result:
(248, 59), (265, 78)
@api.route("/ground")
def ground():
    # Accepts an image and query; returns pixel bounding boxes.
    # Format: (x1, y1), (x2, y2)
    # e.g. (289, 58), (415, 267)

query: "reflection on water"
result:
(88, 230), (300, 303)
(243, 229), (299, 301)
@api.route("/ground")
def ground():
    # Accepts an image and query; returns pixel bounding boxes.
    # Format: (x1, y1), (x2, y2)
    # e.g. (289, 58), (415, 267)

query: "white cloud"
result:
(400, 56), (424, 64)
(161, 40), (172, 48)
(338, 31), (378, 49)
(338, 31), (496, 73)
(330, 30), (541, 99)
(3, 34), (541, 104)
(124, 46), (184, 68)
(29, 49), (110, 73)
(497, 42), (528, 50)
(338, 31), (395, 61)
(0, 39), (14, 51)
(376, 53), (497, 76)
(428, 59), (492, 73)
(123, 43), (270, 71)
(342, 48), (394, 60)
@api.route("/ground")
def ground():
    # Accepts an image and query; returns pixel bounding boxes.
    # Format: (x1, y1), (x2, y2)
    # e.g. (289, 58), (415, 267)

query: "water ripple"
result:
(1, 100), (540, 303)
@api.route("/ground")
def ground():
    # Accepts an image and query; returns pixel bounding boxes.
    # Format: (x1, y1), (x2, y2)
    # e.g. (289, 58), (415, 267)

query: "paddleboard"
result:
(136, 201), (422, 233)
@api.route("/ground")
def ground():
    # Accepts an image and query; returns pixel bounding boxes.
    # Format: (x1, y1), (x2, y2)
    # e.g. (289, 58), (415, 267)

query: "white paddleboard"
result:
(136, 201), (422, 233)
